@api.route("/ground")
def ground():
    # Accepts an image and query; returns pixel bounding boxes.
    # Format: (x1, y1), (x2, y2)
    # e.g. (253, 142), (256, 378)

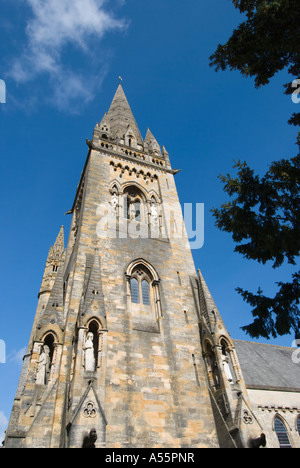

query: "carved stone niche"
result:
(82, 319), (107, 374)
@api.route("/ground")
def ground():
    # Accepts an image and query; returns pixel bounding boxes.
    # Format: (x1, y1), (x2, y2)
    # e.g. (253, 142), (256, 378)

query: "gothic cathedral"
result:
(5, 84), (300, 448)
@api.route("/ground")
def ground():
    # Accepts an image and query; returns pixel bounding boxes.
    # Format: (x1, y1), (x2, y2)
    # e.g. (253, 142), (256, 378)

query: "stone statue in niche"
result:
(83, 332), (95, 372)
(221, 353), (233, 383)
(36, 345), (50, 385)
(127, 195), (137, 221)
(150, 201), (159, 222)
(110, 192), (118, 212)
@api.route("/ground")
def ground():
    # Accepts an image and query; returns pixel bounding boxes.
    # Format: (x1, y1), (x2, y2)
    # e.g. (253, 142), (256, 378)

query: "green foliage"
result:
(210, 0), (300, 339)
(238, 272), (300, 339)
(213, 157), (300, 268)
(210, 0), (300, 83)
(212, 157), (300, 338)
(210, 0), (300, 127)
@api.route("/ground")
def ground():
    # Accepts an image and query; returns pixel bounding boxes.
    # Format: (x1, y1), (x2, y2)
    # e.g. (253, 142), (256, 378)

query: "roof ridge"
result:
(233, 338), (296, 350)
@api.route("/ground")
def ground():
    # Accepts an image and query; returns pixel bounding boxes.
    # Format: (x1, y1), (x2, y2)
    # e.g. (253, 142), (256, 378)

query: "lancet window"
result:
(130, 271), (152, 306)
(126, 259), (162, 332)
(274, 416), (292, 448)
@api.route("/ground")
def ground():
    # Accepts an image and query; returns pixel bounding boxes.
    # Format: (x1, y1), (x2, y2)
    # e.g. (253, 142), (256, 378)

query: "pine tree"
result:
(209, 0), (300, 339)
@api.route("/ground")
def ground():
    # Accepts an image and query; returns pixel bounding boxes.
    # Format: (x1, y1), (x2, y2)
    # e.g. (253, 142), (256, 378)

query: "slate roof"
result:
(233, 339), (300, 392)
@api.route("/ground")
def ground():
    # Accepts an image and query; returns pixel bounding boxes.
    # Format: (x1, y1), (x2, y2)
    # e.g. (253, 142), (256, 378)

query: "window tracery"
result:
(126, 259), (162, 332)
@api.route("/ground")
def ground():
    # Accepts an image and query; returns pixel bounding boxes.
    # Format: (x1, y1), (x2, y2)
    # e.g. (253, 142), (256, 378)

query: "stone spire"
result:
(37, 262), (65, 330)
(197, 269), (226, 336)
(79, 249), (106, 327)
(144, 128), (161, 155)
(97, 84), (144, 148)
(39, 226), (65, 297)
(52, 225), (64, 254)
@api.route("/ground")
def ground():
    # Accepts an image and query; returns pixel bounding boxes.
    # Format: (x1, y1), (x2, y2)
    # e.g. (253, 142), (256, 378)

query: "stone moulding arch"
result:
(109, 179), (122, 194)
(203, 338), (215, 354)
(273, 413), (292, 432)
(125, 258), (160, 284)
(148, 190), (160, 203)
(83, 316), (107, 331)
(121, 181), (149, 201)
(217, 334), (235, 350)
(36, 324), (63, 344)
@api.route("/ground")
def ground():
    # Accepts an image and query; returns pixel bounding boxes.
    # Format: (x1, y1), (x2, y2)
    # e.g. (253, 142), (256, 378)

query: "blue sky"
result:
(0, 0), (299, 440)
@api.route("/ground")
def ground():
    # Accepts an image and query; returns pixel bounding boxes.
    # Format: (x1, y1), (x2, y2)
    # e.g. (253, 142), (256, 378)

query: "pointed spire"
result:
(144, 128), (161, 155)
(46, 263), (64, 310)
(80, 249), (106, 323)
(100, 84), (143, 147)
(197, 269), (225, 335)
(52, 226), (64, 256)
(46, 226), (64, 264)
(39, 226), (65, 296)
(37, 262), (65, 329)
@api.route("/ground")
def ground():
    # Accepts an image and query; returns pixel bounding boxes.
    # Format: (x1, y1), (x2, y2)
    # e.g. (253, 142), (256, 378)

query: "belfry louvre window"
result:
(274, 416), (292, 448)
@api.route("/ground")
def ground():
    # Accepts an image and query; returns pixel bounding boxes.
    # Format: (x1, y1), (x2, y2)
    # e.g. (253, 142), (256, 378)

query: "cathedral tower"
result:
(5, 84), (261, 448)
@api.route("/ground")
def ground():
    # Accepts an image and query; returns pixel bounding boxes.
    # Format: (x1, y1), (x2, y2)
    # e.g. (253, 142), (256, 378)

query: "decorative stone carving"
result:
(150, 201), (159, 222)
(242, 409), (254, 424)
(110, 192), (118, 212)
(83, 401), (97, 419)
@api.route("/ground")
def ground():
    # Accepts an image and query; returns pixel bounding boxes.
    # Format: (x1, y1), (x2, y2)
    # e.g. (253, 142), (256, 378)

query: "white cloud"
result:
(7, 347), (27, 365)
(8, 0), (127, 110)
(0, 411), (8, 445)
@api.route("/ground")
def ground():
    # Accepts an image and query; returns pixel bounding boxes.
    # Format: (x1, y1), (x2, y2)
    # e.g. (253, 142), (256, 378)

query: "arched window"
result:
(274, 416), (292, 448)
(130, 278), (139, 304)
(129, 270), (151, 306)
(125, 129), (137, 148)
(297, 416), (300, 436)
(142, 279), (150, 305)
(44, 333), (55, 366)
(296, 416), (300, 436)
(126, 259), (162, 332)
(87, 320), (99, 370)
